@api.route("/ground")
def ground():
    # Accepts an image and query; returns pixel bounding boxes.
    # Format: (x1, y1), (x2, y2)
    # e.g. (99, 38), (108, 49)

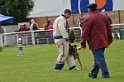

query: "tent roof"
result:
(0, 14), (14, 24)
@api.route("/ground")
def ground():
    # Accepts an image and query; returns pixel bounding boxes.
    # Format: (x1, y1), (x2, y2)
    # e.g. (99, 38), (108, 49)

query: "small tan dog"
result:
(69, 44), (84, 70)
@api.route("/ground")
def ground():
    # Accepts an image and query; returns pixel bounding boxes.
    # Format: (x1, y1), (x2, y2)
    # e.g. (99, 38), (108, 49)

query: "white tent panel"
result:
(29, 0), (71, 17)
(29, 0), (124, 17)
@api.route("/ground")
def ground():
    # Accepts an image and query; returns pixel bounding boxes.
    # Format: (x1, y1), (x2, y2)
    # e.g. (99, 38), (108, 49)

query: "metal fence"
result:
(0, 28), (81, 48)
(0, 25), (123, 48)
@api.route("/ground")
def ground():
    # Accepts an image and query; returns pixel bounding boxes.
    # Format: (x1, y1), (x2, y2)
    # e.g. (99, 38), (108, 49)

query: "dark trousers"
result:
(91, 48), (110, 78)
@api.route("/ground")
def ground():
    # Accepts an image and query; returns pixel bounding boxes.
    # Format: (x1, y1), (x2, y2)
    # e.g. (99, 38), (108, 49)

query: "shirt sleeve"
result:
(30, 23), (34, 31)
(80, 18), (91, 46)
(58, 18), (68, 38)
(106, 19), (113, 45)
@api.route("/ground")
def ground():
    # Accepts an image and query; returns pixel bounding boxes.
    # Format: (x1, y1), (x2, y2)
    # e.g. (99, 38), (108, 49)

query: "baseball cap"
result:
(87, 3), (97, 9)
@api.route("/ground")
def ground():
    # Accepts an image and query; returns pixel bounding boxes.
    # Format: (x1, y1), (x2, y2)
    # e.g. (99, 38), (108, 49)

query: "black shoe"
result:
(88, 73), (96, 79)
(102, 76), (110, 78)
(88, 73), (92, 77)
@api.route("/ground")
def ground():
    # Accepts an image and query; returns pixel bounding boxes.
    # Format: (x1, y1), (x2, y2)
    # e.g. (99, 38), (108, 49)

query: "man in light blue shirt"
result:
(30, 19), (39, 31)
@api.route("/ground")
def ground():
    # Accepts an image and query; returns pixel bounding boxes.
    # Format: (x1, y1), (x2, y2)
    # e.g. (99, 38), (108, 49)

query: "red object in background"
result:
(0, 28), (4, 34)
(48, 25), (53, 32)
(33, 23), (38, 30)
(21, 24), (28, 31)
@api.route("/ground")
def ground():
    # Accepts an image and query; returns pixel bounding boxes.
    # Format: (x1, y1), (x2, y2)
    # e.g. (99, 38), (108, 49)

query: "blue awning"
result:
(0, 14), (14, 24)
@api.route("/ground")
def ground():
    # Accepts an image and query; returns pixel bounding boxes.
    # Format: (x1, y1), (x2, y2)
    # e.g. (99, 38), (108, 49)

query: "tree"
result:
(0, 0), (34, 24)
(69, 30), (75, 43)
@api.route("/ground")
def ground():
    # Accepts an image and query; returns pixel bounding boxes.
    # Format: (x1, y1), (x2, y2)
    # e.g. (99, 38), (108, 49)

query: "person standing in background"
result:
(29, 19), (39, 31)
(44, 23), (49, 36)
(0, 25), (4, 45)
(105, 14), (112, 24)
(47, 20), (53, 37)
(29, 19), (39, 44)
(0, 25), (4, 34)
(77, 17), (84, 36)
(77, 17), (84, 30)
(19, 24), (29, 45)
(80, 3), (113, 78)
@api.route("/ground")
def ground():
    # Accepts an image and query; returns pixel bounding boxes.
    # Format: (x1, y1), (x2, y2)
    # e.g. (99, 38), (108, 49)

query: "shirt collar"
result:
(89, 10), (99, 15)
(61, 14), (65, 17)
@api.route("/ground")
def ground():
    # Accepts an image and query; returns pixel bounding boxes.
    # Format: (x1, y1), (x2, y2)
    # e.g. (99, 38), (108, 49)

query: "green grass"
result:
(0, 40), (124, 82)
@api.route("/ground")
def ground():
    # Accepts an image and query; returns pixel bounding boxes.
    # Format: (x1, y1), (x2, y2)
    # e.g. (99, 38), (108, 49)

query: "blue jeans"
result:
(91, 48), (110, 78)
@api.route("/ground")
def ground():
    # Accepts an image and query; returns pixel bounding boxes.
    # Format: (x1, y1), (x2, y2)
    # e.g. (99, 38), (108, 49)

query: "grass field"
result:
(0, 40), (124, 82)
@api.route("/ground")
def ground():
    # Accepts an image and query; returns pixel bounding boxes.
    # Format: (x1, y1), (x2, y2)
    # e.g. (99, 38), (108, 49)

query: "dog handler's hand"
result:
(82, 45), (87, 50)
(65, 38), (69, 42)
(81, 41), (87, 50)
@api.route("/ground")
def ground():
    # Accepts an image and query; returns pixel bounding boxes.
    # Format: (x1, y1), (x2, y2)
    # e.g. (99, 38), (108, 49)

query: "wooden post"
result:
(81, 13), (83, 17)
(72, 14), (75, 24)
(118, 10), (121, 24)
(46, 16), (48, 23)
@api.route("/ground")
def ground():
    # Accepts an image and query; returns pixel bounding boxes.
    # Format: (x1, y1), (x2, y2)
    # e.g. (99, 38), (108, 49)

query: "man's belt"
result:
(53, 36), (63, 39)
